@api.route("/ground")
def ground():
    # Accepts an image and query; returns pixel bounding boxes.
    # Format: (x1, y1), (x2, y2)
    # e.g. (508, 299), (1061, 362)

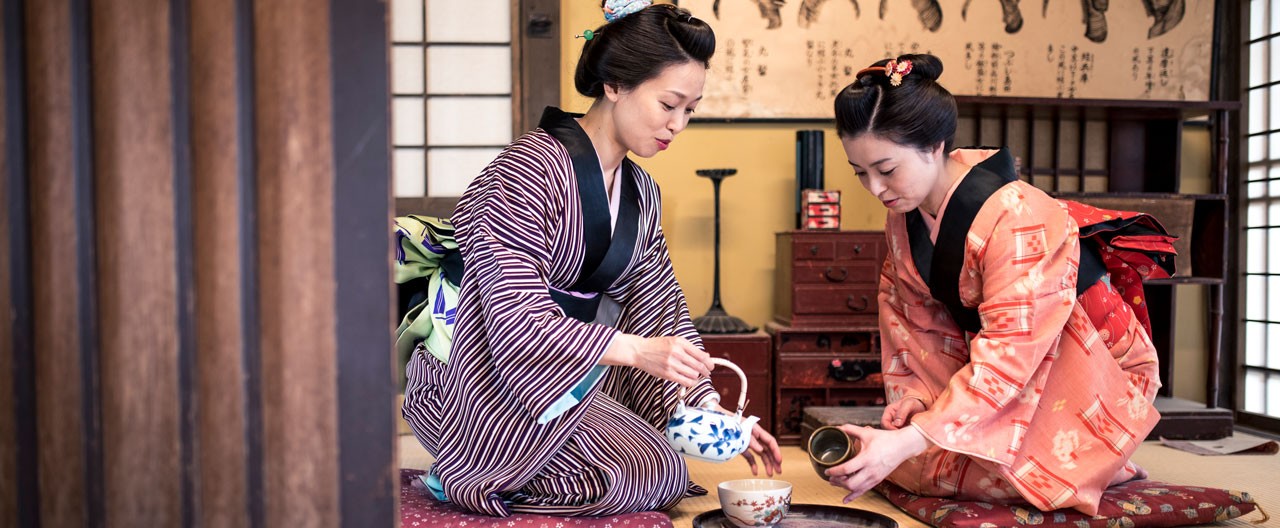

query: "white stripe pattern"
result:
(402, 128), (717, 517)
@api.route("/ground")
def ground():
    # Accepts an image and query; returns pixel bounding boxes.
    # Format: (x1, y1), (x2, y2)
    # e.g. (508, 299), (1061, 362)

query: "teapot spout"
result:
(740, 415), (761, 432)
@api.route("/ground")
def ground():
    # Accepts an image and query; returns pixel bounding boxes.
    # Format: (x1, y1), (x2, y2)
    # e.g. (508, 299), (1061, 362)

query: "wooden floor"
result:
(399, 433), (1277, 526)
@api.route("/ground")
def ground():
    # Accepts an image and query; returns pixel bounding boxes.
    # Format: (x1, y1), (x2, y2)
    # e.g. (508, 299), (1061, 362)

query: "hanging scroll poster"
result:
(676, 0), (1214, 119)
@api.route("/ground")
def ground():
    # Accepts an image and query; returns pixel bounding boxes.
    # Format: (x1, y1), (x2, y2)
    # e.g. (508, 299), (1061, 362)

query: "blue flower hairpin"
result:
(603, 0), (652, 23)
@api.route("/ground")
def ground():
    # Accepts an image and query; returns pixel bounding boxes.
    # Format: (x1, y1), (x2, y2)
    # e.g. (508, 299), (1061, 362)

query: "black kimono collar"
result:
(537, 106), (641, 299)
(905, 147), (1017, 332)
(968, 146), (1018, 181)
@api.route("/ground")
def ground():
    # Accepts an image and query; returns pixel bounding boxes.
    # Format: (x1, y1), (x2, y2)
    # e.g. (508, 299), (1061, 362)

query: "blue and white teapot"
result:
(665, 358), (760, 462)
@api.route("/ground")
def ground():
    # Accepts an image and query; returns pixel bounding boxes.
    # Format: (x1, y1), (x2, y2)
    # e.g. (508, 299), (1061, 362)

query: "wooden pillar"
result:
(26, 0), (101, 525)
(92, 0), (185, 524)
(1, 0), (31, 525)
(254, 0), (340, 524)
(331, 0), (397, 523)
(0, 2), (13, 516)
(190, 0), (254, 525)
(3, 0), (395, 525)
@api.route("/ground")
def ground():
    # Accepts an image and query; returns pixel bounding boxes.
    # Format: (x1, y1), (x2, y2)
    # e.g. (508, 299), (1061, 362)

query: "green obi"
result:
(394, 215), (461, 387)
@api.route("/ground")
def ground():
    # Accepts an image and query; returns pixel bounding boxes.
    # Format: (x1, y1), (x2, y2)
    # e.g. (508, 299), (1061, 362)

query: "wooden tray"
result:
(692, 503), (899, 527)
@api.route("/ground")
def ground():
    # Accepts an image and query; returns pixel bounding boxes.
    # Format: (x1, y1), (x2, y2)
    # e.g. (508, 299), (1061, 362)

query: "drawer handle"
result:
(815, 335), (830, 348)
(847, 294), (870, 312)
(824, 266), (848, 282)
(853, 243), (864, 254)
(828, 358), (881, 382)
(809, 244), (821, 256)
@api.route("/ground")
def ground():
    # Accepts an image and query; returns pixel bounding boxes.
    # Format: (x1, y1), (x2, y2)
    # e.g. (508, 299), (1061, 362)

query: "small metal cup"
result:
(807, 425), (858, 479)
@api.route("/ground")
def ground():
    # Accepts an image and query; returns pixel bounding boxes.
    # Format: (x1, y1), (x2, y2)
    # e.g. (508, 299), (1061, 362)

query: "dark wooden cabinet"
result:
(767, 321), (885, 445)
(774, 231), (886, 327)
(700, 331), (773, 435)
(769, 230), (888, 445)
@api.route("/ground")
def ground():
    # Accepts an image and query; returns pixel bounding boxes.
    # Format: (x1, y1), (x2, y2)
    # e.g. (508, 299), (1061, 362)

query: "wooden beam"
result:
(330, 0), (396, 524)
(2, 0), (35, 525)
(519, 0), (560, 133)
(254, 1), (340, 524)
(26, 0), (101, 524)
(190, 0), (254, 525)
(91, 0), (183, 524)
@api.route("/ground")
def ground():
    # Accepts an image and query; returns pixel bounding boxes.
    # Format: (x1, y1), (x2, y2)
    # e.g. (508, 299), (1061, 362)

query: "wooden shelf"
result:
(1150, 396), (1234, 440)
(766, 320), (879, 333)
(955, 95), (1240, 119)
(1051, 192), (1228, 201)
(1147, 277), (1226, 286)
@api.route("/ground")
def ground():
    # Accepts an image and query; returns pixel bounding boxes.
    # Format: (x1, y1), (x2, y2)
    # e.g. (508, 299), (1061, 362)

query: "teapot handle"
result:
(676, 357), (749, 417)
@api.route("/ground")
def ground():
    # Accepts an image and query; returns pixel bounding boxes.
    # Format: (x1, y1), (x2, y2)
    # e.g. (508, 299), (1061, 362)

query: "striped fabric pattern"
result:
(403, 126), (718, 518)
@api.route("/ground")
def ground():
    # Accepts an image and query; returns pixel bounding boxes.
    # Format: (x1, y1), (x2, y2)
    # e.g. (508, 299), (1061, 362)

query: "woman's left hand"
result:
(712, 404), (783, 476)
(824, 425), (929, 503)
(741, 422), (784, 477)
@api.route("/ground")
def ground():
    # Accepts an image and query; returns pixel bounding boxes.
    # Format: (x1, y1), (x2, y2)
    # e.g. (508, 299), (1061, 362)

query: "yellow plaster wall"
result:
(560, 3), (885, 329)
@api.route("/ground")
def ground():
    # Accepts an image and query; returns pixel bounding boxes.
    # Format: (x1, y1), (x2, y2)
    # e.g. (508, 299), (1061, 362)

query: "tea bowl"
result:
(717, 479), (792, 527)
(807, 425), (859, 479)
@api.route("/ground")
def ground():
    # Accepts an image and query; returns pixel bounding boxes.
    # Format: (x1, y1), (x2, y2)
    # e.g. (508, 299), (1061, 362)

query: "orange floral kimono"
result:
(880, 147), (1172, 515)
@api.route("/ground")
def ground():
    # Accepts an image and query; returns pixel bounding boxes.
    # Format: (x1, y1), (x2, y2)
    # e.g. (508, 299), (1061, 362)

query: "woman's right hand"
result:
(880, 397), (926, 430)
(602, 334), (713, 387)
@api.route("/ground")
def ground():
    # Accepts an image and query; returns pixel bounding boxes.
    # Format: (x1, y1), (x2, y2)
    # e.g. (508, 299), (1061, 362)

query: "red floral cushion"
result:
(875, 478), (1262, 528)
(400, 469), (674, 528)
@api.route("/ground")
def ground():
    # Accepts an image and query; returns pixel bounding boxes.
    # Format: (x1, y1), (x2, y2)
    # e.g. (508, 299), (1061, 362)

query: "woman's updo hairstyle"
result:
(573, 3), (716, 98)
(833, 53), (957, 153)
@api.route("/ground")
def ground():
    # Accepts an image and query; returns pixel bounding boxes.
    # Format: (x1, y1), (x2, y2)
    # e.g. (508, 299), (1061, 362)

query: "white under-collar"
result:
(606, 163), (622, 234)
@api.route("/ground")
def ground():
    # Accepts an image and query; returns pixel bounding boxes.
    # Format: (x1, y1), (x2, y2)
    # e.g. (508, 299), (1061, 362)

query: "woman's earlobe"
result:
(603, 83), (621, 102)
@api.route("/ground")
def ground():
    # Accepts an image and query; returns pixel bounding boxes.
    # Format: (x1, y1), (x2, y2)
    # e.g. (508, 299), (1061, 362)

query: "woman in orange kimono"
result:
(824, 54), (1176, 515)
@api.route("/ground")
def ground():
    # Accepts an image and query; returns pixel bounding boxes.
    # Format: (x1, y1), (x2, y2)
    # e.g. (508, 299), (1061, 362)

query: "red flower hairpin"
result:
(885, 59), (913, 87)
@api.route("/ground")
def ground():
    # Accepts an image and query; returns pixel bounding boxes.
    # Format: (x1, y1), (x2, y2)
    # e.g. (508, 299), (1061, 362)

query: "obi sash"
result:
(395, 107), (641, 340)
(906, 147), (1177, 335)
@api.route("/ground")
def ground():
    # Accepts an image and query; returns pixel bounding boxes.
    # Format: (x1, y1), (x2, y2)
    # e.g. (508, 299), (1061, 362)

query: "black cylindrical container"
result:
(795, 130), (825, 228)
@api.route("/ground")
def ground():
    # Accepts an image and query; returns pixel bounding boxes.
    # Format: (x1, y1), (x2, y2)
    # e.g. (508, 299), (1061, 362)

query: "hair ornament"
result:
(603, 0), (652, 23)
(575, 29), (596, 40)
(856, 58), (914, 87)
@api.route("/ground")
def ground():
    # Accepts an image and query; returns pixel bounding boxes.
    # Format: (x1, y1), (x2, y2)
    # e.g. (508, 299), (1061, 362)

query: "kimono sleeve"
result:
(877, 251), (962, 410)
(454, 165), (619, 424)
(910, 189), (1078, 466)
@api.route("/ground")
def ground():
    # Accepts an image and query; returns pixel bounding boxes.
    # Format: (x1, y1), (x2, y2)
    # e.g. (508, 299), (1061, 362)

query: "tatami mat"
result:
(398, 434), (1276, 527)
(665, 446), (923, 526)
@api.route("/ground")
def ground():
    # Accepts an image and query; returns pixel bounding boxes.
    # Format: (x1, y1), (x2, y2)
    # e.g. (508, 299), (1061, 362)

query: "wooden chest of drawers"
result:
(773, 231), (886, 326)
(767, 321), (885, 445)
(700, 331), (773, 435)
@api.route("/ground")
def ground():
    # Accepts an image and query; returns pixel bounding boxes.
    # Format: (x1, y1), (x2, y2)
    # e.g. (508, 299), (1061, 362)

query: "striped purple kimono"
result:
(402, 107), (720, 517)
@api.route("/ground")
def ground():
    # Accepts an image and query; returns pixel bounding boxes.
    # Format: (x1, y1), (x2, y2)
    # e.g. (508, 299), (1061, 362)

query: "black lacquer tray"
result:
(692, 503), (899, 527)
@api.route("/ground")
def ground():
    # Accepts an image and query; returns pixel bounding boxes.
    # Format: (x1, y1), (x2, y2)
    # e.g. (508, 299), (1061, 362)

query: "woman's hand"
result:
(717, 405), (783, 477)
(601, 334), (713, 387)
(825, 425), (929, 503)
(881, 397), (926, 430)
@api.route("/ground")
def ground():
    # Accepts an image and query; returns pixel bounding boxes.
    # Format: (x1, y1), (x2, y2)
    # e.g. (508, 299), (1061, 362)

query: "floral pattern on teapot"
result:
(665, 358), (760, 462)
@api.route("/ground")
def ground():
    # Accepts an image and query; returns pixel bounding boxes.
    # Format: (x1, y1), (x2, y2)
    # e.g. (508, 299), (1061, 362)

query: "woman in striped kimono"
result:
(401, 1), (783, 518)
(821, 54), (1175, 515)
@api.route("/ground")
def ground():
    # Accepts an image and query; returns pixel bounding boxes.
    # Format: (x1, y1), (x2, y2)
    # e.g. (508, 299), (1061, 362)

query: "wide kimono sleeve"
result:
(909, 185), (1080, 466)
(604, 180), (719, 415)
(452, 158), (620, 423)
(877, 239), (966, 411)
